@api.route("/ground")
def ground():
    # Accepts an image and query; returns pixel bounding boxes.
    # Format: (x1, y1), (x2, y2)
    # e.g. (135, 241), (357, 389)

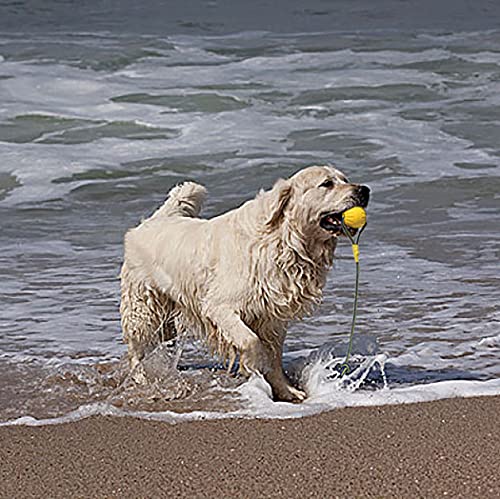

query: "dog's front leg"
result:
(262, 340), (306, 403)
(206, 306), (306, 402)
(205, 305), (269, 375)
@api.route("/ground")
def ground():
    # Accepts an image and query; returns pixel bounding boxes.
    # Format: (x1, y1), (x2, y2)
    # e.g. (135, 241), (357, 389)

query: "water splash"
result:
(303, 353), (389, 397)
(107, 341), (192, 410)
(2, 347), (500, 426)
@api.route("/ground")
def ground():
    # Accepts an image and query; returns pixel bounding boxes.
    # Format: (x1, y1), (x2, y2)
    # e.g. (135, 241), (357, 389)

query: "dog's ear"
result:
(264, 179), (292, 229)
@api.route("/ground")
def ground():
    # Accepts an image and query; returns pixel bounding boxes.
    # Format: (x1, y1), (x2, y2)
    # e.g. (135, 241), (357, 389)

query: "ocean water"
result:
(1, 2), (500, 425)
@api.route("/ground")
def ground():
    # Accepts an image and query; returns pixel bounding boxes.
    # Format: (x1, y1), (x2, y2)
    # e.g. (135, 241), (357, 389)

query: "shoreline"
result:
(1, 395), (499, 498)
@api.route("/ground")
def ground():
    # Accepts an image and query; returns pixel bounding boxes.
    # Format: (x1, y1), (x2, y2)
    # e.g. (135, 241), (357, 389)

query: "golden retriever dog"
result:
(120, 165), (370, 402)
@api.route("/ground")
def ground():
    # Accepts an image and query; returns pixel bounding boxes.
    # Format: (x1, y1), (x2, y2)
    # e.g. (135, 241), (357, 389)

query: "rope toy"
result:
(336, 206), (367, 377)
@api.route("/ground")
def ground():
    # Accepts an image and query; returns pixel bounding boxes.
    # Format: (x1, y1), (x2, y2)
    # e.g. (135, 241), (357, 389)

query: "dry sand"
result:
(1, 395), (499, 498)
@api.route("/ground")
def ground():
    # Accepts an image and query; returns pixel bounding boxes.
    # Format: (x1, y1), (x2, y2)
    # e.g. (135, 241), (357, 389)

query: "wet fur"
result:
(120, 165), (369, 401)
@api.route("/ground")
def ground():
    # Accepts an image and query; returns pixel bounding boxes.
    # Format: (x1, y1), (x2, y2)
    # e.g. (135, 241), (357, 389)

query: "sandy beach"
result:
(1, 395), (499, 498)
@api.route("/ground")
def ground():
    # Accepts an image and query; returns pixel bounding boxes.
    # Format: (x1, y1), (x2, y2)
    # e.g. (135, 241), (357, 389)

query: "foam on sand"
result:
(2, 352), (499, 426)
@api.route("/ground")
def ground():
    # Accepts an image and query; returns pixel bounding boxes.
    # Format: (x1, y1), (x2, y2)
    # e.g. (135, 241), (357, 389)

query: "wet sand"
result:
(1, 395), (499, 498)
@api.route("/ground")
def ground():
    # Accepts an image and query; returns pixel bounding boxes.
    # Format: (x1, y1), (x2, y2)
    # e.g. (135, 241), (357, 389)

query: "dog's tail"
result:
(147, 182), (207, 220)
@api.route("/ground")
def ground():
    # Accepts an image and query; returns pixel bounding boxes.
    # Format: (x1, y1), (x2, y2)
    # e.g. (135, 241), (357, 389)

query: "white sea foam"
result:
(1, 35), (497, 207)
(2, 351), (499, 427)
(478, 334), (500, 348)
(3, 376), (500, 427)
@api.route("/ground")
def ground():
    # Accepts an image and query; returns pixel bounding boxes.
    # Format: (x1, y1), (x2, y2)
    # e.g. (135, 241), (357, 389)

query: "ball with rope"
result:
(342, 206), (367, 229)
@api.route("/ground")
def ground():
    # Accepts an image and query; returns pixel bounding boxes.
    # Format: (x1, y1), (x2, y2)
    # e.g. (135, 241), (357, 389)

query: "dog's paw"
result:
(274, 384), (307, 403)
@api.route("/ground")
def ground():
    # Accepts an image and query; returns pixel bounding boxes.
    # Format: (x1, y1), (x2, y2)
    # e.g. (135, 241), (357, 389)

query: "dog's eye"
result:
(319, 179), (335, 188)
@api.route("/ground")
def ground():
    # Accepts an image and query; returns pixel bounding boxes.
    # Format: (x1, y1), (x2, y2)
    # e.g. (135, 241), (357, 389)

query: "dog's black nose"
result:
(356, 185), (370, 207)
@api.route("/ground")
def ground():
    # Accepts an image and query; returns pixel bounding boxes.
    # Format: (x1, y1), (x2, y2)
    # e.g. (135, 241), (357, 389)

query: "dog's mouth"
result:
(320, 211), (357, 236)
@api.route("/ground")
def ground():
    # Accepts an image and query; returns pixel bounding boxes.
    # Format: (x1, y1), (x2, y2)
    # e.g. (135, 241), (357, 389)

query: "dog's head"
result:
(265, 165), (370, 240)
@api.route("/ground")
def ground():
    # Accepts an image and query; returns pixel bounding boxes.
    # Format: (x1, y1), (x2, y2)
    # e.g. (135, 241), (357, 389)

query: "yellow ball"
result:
(342, 207), (367, 229)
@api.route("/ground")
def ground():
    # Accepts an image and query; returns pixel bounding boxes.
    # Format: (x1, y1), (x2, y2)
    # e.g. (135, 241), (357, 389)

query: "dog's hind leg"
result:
(120, 263), (176, 369)
(119, 182), (206, 369)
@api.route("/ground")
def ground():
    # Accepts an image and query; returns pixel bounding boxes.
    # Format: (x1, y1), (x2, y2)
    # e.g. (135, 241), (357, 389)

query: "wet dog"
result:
(120, 166), (370, 401)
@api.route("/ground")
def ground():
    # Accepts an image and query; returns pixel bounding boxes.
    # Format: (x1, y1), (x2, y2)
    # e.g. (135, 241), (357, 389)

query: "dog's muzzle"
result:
(320, 185), (370, 235)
